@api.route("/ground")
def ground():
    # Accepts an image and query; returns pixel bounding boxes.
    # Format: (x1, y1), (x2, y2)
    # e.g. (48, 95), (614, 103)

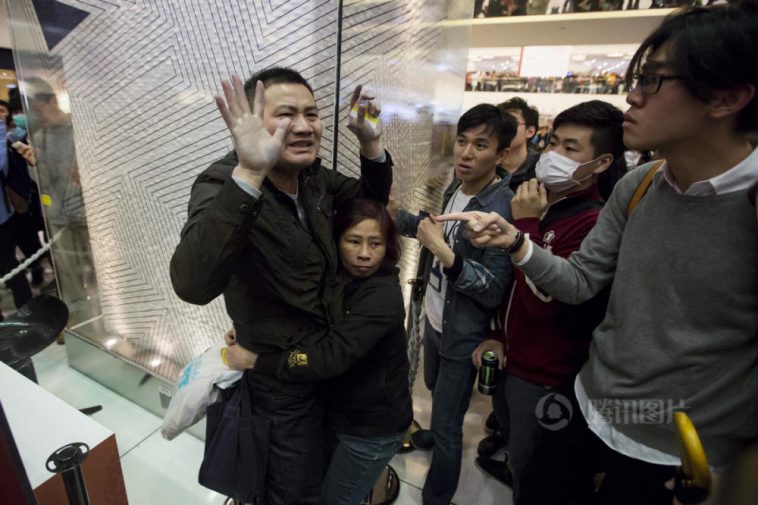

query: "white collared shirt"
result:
(575, 146), (758, 466)
(658, 146), (758, 196)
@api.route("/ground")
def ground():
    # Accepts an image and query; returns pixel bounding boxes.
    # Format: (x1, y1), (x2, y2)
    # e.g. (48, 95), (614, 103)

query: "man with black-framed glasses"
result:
(437, 3), (758, 504)
(630, 72), (683, 95)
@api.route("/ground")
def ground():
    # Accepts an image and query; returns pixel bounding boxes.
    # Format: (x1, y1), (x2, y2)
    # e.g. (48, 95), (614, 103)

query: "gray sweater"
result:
(520, 164), (758, 466)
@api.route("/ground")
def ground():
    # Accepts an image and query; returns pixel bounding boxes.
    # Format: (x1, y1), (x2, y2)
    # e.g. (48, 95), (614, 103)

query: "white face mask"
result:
(535, 150), (601, 193)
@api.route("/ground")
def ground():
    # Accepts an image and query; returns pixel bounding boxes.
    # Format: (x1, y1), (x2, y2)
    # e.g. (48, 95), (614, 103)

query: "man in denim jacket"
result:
(394, 103), (515, 505)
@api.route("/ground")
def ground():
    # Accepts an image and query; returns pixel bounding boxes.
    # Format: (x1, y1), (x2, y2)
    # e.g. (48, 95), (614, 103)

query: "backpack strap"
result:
(626, 160), (665, 219)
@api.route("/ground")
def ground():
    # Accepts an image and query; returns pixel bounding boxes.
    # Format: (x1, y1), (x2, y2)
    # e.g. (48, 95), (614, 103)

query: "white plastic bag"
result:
(161, 340), (243, 440)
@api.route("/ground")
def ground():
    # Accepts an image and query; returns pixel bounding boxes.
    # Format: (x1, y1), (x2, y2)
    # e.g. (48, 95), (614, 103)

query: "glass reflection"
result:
(22, 77), (100, 326)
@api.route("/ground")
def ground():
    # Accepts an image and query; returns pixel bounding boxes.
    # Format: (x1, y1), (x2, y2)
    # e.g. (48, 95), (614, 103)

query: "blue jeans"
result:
(421, 320), (478, 505)
(322, 432), (404, 505)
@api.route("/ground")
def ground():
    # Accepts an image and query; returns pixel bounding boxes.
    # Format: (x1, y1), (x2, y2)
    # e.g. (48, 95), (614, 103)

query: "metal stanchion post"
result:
(46, 442), (91, 505)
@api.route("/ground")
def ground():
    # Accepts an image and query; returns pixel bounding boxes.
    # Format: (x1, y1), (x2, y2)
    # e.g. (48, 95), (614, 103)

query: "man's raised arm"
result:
(329, 85), (393, 207)
(170, 76), (288, 304)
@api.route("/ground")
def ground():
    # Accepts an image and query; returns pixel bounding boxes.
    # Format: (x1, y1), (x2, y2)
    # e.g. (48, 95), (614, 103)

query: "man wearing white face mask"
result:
(471, 100), (625, 500)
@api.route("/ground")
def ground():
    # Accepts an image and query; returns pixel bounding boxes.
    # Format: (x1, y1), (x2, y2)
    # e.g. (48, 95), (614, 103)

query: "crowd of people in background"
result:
(466, 71), (627, 95)
(474, 0), (729, 18)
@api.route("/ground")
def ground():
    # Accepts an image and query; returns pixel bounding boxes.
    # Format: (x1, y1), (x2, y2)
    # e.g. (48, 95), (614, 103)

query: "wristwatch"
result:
(503, 230), (525, 255)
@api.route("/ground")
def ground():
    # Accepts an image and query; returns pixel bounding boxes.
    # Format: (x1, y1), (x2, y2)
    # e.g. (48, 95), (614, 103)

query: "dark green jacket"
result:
(170, 150), (392, 353)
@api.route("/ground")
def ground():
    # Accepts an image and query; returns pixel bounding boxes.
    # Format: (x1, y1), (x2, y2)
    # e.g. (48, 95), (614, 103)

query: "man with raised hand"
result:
(171, 68), (392, 504)
(439, 4), (758, 504)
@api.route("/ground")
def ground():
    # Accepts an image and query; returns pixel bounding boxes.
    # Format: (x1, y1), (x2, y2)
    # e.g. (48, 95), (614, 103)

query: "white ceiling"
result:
(0, 7), (672, 60)
(455, 10), (673, 47)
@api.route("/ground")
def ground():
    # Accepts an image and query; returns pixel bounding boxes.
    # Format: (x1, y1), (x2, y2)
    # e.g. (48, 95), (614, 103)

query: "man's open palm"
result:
(215, 75), (290, 176)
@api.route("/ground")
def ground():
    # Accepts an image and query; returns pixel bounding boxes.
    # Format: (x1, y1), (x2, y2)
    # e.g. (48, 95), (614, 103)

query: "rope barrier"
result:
(0, 228), (63, 287)
(405, 274), (426, 392)
(406, 298), (423, 391)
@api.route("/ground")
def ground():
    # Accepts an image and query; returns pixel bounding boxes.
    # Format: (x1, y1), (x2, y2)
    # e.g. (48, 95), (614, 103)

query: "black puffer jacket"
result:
(255, 267), (413, 437)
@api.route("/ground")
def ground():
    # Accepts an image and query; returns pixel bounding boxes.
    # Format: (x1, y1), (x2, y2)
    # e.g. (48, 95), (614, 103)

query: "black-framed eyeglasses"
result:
(631, 73), (683, 95)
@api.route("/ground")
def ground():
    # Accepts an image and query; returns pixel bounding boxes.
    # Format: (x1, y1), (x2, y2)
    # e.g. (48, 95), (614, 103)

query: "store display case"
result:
(1, 362), (127, 505)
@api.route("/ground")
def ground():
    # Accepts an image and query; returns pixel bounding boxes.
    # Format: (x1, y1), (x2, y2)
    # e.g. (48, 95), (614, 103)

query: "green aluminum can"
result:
(477, 350), (498, 395)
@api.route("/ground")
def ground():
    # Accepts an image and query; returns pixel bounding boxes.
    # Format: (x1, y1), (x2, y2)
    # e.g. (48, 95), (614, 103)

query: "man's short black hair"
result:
(553, 100), (626, 200)
(626, 2), (758, 133)
(457, 104), (517, 152)
(244, 67), (315, 105)
(498, 97), (539, 133)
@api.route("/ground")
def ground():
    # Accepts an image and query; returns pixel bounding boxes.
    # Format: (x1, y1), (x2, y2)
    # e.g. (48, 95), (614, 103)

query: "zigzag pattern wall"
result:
(8, 0), (468, 381)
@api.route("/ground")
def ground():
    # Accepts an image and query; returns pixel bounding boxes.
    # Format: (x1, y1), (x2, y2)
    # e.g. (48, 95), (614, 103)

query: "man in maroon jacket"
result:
(472, 100), (625, 501)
